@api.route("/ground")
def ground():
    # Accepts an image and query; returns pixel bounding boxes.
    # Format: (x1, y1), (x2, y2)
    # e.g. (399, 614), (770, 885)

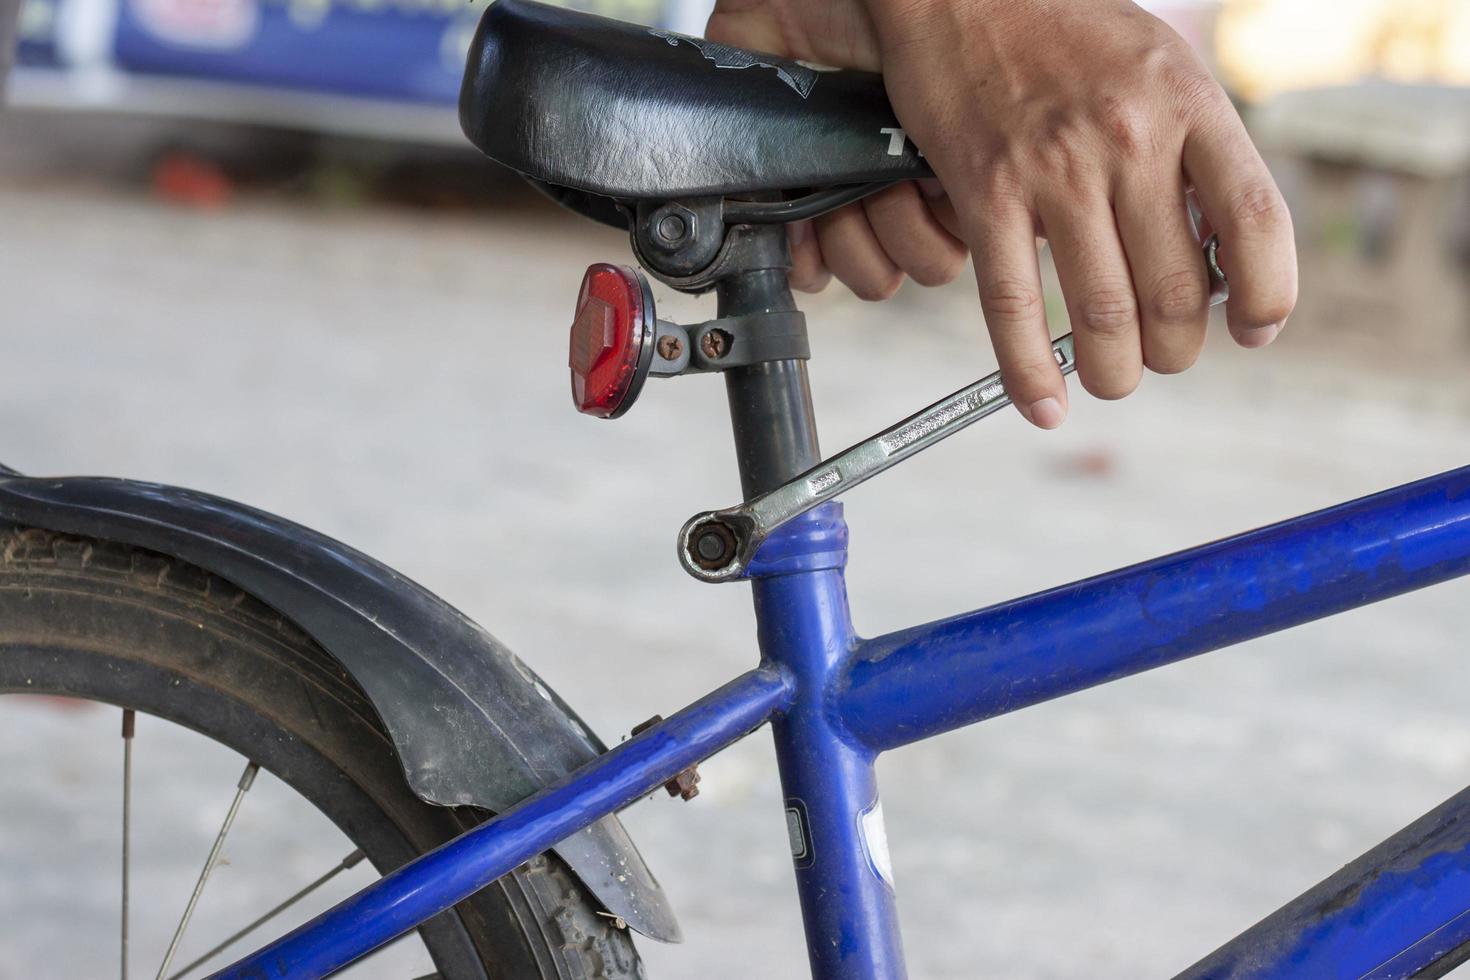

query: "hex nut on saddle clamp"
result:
(631, 197), (726, 282)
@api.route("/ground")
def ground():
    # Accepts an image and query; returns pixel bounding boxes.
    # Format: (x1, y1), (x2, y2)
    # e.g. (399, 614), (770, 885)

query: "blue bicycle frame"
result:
(208, 459), (1470, 979)
(206, 204), (1470, 979)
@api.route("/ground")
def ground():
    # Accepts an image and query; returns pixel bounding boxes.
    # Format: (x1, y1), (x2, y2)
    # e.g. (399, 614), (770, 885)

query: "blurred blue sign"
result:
(13, 0), (703, 121)
(112, 0), (484, 103)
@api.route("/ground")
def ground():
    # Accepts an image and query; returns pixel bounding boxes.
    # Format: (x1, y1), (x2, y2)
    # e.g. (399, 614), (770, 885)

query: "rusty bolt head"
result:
(699, 328), (732, 361)
(689, 519), (737, 571)
(666, 767), (701, 801)
(657, 335), (684, 361)
(630, 715), (700, 800)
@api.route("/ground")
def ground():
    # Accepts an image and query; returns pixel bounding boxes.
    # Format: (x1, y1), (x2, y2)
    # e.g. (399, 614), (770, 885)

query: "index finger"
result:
(1182, 106), (1298, 347)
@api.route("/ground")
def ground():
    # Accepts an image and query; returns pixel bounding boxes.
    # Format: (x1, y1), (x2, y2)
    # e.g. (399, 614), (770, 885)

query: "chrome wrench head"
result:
(678, 510), (760, 584)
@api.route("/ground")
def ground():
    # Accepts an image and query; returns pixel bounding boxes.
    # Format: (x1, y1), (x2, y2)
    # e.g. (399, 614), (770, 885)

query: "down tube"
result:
(841, 466), (1470, 751)
(212, 668), (794, 980)
(1178, 781), (1470, 979)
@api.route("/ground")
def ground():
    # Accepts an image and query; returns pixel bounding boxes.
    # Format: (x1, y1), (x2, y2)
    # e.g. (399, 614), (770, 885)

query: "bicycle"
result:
(4, 1), (1470, 978)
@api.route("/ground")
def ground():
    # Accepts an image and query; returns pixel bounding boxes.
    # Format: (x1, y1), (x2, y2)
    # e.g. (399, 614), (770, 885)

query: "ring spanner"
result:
(678, 235), (1230, 583)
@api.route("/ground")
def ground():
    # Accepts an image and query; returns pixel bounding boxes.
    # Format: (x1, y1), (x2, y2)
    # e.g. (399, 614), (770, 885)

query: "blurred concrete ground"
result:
(2, 111), (1470, 979)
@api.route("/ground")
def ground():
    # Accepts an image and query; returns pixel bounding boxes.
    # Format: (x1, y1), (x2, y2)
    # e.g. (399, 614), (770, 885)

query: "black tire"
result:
(0, 523), (643, 980)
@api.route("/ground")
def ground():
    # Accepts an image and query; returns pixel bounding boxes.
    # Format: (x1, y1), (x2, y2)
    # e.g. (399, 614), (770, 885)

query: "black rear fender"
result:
(0, 472), (680, 943)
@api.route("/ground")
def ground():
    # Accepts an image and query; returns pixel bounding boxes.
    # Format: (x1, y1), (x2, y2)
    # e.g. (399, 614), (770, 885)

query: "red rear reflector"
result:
(569, 263), (656, 418)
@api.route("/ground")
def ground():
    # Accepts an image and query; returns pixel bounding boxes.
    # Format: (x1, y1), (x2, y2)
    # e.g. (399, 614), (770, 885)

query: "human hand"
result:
(707, 0), (1297, 428)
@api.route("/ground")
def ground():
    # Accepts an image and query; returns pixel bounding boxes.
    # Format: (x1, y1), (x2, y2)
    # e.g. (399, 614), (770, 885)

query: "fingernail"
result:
(788, 220), (811, 247)
(918, 178), (946, 200)
(1028, 397), (1066, 429)
(1238, 322), (1282, 348)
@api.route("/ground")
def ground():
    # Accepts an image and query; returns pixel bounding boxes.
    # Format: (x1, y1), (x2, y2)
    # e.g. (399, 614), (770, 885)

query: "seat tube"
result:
(752, 568), (907, 980)
(719, 260), (908, 980)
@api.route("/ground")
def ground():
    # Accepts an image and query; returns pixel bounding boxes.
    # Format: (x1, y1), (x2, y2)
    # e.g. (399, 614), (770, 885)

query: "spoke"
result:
(121, 709), (135, 980)
(154, 760), (259, 980)
(165, 849), (366, 979)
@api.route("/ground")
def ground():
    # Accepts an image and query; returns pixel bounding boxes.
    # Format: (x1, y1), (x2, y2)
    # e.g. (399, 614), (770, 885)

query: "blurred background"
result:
(3, 0), (1470, 977)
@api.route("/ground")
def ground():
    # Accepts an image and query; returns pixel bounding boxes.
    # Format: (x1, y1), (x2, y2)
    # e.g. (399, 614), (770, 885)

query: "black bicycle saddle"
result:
(459, 0), (931, 210)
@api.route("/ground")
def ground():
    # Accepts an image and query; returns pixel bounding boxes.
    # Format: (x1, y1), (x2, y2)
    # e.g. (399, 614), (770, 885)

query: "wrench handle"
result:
(678, 336), (1078, 582)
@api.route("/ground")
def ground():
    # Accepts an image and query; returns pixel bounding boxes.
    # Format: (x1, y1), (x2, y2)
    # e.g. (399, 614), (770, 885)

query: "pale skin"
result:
(706, 0), (1299, 428)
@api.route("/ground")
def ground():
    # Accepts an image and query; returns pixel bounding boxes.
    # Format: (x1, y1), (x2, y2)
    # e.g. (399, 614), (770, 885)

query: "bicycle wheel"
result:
(0, 523), (643, 979)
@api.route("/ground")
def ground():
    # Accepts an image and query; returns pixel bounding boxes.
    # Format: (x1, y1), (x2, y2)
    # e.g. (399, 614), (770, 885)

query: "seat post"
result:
(714, 231), (908, 979)
(715, 232), (821, 500)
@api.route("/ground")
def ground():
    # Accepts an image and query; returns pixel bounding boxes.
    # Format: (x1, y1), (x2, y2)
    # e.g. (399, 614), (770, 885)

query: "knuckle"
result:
(909, 265), (950, 289)
(909, 249), (967, 288)
(1172, 70), (1228, 123)
(1035, 135), (1083, 182)
(1024, 110), (1089, 182)
(959, 143), (1004, 185)
(1145, 267), (1208, 324)
(792, 271), (832, 294)
(1079, 286), (1140, 338)
(979, 277), (1044, 324)
(1097, 96), (1156, 157)
(860, 185), (913, 225)
(851, 271), (903, 302)
(1225, 183), (1291, 236)
(971, 155), (1026, 206)
(1001, 357), (1062, 397)
(952, 155), (1026, 229)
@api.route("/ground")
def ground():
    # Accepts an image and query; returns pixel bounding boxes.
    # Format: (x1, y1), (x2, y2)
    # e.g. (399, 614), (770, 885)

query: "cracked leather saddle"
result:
(459, 0), (931, 224)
